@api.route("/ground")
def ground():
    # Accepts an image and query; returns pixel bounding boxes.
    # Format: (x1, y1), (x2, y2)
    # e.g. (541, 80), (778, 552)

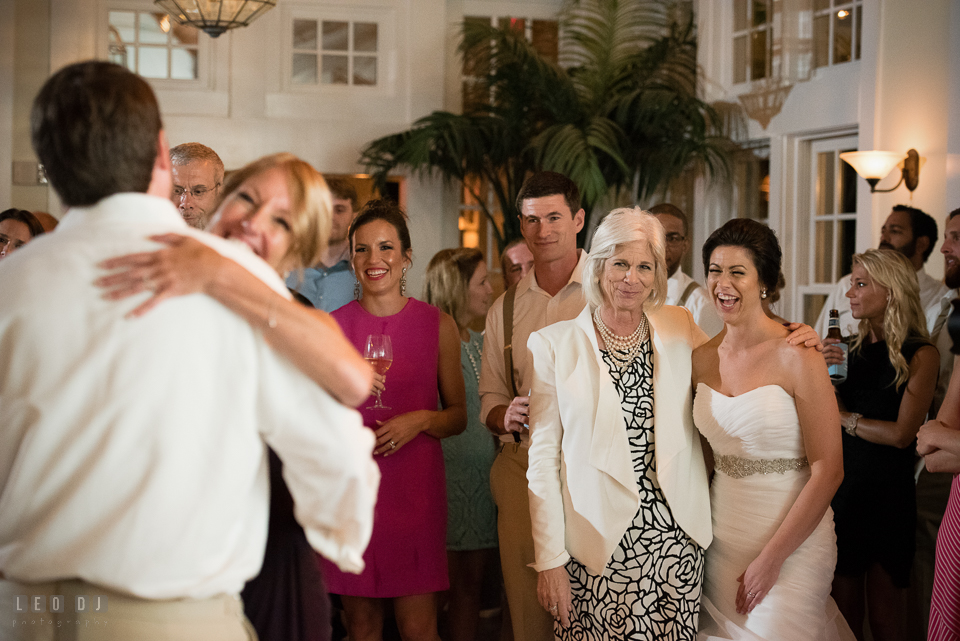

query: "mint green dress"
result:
(443, 330), (498, 550)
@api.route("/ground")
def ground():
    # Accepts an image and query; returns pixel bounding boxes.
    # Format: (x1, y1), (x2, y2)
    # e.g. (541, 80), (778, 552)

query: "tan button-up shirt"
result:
(479, 250), (589, 445)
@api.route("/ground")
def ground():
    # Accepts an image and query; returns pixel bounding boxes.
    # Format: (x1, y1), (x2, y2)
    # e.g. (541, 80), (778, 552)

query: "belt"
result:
(714, 453), (809, 479)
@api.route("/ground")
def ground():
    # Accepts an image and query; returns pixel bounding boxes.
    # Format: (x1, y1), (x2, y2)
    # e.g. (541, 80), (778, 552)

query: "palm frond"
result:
(359, 1), (734, 247)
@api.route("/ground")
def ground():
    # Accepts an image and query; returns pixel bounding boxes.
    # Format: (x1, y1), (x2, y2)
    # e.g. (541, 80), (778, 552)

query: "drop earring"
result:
(761, 289), (768, 299)
(354, 280), (361, 300)
(400, 267), (408, 297)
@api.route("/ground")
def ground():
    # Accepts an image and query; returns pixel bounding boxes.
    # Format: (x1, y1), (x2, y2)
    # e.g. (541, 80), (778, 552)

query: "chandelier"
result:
(154, 0), (277, 38)
(737, 77), (794, 130)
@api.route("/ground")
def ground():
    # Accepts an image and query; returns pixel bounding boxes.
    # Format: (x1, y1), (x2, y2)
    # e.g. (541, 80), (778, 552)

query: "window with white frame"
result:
(457, 14), (559, 282)
(108, 9), (199, 80)
(733, 142), (771, 225)
(732, 0), (773, 84)
(813, 0), (862, 68)
(461, 15), (558, 112)
(291, 19), (378, 86)
(798, 136), (859, 325)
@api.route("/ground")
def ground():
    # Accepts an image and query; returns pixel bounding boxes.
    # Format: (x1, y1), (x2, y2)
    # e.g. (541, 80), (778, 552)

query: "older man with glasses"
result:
(0, 208), (45, 260)
(170, 142), (224, 229)
(650, 203), (723, 337)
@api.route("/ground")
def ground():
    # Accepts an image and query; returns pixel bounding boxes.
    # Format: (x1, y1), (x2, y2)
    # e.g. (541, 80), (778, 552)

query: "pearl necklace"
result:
(593, 307), (648, 371)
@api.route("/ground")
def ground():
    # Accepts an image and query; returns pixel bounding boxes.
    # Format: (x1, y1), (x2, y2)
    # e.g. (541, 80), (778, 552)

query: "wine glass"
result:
(364, 334), (393, 410)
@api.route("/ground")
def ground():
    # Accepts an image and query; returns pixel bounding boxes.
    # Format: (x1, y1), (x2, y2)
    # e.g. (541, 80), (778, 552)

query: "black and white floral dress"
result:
(559, 341), (704, 641)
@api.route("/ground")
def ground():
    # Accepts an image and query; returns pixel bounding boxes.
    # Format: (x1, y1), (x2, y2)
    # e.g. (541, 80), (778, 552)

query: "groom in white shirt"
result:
(0, 61), (379, 640)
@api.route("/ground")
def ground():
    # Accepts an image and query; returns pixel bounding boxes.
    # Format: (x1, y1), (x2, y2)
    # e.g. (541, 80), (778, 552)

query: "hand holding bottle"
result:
(824, 309), (848, 382)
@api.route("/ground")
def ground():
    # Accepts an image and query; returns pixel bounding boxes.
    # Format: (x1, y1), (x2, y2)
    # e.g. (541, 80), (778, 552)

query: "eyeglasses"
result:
(665, 233), (686, 244)
(0, 233), (26, 251)
(172, 185), (219, 200)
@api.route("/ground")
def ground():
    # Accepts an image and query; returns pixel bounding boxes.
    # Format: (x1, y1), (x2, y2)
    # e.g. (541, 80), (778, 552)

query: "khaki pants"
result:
(0, 578), (256, 641)
(490, 443), (554, 641)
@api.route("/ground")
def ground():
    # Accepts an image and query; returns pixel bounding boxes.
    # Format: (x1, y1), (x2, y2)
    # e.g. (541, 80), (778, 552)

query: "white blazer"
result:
(526, 304), (712, 575)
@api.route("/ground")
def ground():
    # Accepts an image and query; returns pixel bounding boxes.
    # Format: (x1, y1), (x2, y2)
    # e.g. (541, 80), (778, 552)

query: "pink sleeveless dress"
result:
(930, 474), (960, 640)
(321, 298), (448, 598)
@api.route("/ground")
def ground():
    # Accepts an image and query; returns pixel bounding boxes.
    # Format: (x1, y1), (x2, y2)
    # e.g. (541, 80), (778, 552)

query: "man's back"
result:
(0, 194), (376, 598)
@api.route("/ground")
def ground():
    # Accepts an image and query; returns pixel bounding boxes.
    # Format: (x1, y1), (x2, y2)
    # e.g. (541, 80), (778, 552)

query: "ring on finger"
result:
(747, 591), (756, 597)
(549, 604), (558, 613)
(389, 440), (396, 449)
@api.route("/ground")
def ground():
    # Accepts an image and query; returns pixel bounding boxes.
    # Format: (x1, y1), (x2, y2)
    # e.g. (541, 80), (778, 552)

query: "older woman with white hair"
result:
(525, 207), (714, 639)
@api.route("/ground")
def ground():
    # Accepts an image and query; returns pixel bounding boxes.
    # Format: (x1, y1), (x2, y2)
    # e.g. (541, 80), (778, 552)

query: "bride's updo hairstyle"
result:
(583, 207), (667, 312)
(701, 218), (782, 297)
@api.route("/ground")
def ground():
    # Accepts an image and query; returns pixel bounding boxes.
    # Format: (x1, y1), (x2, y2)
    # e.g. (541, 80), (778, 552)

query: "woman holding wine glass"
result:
(321, 199), (467, 641)
(364, 334), (393, 409)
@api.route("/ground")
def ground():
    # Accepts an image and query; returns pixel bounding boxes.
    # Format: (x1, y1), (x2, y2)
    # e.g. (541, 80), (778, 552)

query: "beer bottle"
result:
(827, 309), (848, 383)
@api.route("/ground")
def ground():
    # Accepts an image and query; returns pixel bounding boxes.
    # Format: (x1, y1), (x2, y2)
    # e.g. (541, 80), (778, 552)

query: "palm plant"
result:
(360, 0), (731, 249)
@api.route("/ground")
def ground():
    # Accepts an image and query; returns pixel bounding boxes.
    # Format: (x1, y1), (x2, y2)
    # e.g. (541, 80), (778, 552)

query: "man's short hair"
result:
(648, 203), (689, 237)
(515, 171), (581, 215)
(325, 177), (359, 212)
(170, 142), (225, 184)
(500, 237), (528, 275)
(894, 204), (938, 262)
(949, 207), (960, 222)
(31, 61), (162, 208)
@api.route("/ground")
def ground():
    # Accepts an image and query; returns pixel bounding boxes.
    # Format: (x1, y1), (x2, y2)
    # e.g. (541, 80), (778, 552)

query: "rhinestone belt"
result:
(714, 453), (809, 479)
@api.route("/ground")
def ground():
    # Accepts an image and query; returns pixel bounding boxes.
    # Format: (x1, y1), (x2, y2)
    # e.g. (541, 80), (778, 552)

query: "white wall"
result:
(0, 0), (14, 211)
(8, 0), (52, 214)
(697, 0), (960, 320)
(863, 0), (958, 279)
(2, 0), (471, 294)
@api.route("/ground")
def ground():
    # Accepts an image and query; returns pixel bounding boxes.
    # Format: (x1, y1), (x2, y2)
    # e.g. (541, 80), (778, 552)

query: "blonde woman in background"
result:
(425, 247), (499, 641)
(824, 249), (938, 641)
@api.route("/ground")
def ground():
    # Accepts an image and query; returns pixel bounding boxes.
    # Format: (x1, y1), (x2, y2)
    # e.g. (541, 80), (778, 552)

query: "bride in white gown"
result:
(691, 219), (855, 641)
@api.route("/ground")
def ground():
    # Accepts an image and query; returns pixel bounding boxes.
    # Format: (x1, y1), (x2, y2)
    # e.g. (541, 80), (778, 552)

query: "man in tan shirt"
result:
(480, 171), (587, 641)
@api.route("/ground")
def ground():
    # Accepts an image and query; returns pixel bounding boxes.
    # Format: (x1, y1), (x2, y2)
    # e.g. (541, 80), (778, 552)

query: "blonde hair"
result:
(424, 248), (484, 329)
(848, 248), (929, 388)
(218, 153), (331, 271)
(582, 207), (667, 312)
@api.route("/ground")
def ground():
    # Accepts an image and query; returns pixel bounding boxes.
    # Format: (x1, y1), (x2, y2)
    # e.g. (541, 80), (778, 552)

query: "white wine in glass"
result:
(364, 334), (393, 410)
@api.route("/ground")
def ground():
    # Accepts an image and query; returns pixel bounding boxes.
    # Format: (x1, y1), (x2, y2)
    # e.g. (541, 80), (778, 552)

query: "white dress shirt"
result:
(0, 194), (379, 599)
(664, 270), (723, 338)
(479, 250), (589, 445)
(932, 289), (959, 415)
(814, 268), (950, 337)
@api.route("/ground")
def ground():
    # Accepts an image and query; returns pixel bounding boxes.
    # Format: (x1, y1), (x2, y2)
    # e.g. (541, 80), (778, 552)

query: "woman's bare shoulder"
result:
(771, 334), (828, 390)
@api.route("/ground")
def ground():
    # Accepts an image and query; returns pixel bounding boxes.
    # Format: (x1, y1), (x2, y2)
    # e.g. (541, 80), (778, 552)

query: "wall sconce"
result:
(839, 149), (920, 193)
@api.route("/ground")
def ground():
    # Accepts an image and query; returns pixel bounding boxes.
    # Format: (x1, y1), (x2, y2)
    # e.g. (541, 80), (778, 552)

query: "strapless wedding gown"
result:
(693, 384), (854, 641)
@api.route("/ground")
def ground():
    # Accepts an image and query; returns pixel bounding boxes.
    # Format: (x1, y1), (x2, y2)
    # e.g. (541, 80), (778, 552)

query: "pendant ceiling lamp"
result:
(154, 0), (277, 39)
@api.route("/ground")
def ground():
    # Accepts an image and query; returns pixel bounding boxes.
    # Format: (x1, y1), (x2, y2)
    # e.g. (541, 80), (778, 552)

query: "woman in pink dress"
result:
(322, 199), (467, 641)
